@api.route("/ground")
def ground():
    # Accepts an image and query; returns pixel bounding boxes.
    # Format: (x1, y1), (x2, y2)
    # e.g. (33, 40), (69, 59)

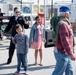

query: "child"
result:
(29, 16), (45, 66)
(12, 24), (29, 74)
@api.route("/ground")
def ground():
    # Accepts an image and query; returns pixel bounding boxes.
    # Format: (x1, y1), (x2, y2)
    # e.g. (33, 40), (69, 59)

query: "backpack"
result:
(50, 16), (70, 42)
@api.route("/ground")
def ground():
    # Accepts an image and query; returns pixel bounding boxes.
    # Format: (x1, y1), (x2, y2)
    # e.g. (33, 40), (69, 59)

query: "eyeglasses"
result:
(15, 11), (20, 13)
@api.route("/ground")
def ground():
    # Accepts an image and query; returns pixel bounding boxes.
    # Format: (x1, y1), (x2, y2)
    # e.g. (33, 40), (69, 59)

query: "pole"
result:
(72, 0), (73, 3)
(51, 0), (53, 17)
(38, 0), (40, 14)
(44, 0), (46, 26)
(21, 0), (22, 9)
(44, 0), (46, 25)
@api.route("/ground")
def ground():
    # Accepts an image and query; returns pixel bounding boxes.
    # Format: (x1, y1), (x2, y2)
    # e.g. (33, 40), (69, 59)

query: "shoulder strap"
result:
(54, 21), (63, 41)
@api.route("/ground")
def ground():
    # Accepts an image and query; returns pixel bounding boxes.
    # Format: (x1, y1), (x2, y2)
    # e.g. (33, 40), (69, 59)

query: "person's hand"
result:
(25, 21), (30, 25)
(12, 36), (14, 40)
(69, 54), (76, 61)
(2, 30), (6, 34)
(1, 32), (4, 34)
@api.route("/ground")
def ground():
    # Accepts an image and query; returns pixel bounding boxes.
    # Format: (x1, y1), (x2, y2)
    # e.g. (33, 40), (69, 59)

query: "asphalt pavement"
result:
(0, 38), (55, 75)
(0, 31), (76, 75)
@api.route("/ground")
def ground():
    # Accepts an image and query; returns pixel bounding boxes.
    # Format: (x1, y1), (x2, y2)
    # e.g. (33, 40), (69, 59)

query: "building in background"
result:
(0, 0), (34, 16)
(0, 0), (76, 20)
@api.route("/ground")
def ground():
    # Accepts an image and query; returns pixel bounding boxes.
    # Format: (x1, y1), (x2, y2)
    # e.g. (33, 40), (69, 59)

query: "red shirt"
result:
(55, 22), (74, 55)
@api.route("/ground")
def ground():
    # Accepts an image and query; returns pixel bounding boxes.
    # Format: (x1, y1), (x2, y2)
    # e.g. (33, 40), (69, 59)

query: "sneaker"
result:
(25, 71), (28, 75)
(15, 71), (20, 74)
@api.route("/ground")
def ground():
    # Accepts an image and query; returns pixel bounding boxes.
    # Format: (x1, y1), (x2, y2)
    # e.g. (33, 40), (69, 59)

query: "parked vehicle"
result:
(21, 13), (37, 27)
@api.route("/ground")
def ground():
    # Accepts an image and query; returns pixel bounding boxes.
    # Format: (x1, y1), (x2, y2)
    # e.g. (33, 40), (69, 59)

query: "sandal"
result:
(34, 61), (37, 65)
(38, 63), (43, 66)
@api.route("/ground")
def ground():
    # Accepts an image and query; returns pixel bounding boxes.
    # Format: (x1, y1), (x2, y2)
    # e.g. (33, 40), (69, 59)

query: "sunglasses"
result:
(15, 11), (20, 13)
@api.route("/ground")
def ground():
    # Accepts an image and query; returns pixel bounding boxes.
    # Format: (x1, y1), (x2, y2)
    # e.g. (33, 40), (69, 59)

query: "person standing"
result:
(50, 6), (76, 75)
(29, 16), (45, 66)
(12, 24), (29, 74)
(4, 7), (29, 64)
(0, 8), (4, 40)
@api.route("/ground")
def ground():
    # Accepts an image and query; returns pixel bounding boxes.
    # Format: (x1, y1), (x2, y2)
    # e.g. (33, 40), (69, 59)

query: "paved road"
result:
(0, 32), (76, 75)
(0, 39), (55, 75)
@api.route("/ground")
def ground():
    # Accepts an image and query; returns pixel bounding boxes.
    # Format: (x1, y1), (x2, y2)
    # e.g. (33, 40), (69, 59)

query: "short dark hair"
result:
(35, 16), (40, 20)
(15, 24), (21, 30)
(14, 7), (19, 12)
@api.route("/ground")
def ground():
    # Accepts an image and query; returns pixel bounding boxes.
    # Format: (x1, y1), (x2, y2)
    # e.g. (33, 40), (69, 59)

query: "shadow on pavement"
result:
(28, 65), (55, 71)
(0, 45), (9, 50)
(0, 73), (26, 75)
(0, 46), (9, 48)
(0, 73), (14, 75)
(0, 63), (6, 66)
(0, 63), (17, 70)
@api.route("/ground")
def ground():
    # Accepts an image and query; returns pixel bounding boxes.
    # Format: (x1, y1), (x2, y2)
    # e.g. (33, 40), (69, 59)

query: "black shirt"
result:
(0, 12), (4, 22)
(4, 16), (29, 37)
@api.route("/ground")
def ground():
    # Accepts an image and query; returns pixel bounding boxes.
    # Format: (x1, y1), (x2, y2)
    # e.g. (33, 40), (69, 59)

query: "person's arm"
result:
(22, 16), (29, 29)
(43, 25), (46, 43)
(4, 16), (13, 33)
(25, 35), (29, 52)
(29, 26), (34, 47)
(12, 35), (17, 44)
(59, 23), (76, 60)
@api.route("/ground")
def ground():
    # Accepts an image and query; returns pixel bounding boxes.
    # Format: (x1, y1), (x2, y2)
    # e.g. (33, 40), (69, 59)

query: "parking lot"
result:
(0, 31), (76, 75)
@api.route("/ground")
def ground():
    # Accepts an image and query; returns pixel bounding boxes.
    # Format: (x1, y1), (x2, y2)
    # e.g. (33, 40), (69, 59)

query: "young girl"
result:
(29, 16), (45, 66)
(12, 24), (29, 74)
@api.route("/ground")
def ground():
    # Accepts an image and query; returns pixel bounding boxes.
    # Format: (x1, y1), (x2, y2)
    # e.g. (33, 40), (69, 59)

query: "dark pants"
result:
(0, 30), (3, 39)
(0, 22), (3, 39)
(7, 39), (24, 65)
(7, 39), (15, 63)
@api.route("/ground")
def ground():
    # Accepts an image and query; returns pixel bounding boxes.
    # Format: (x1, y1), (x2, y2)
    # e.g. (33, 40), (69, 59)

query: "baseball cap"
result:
(59, 6), (71, 13)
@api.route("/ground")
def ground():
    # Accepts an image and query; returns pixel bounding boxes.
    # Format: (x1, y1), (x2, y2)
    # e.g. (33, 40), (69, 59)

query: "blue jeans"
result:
(17, 54), (28, 72)
(52, 52), (73, 75)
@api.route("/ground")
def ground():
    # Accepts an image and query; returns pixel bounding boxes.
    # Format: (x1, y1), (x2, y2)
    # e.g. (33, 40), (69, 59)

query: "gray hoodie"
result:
(13, 33), (29, 54)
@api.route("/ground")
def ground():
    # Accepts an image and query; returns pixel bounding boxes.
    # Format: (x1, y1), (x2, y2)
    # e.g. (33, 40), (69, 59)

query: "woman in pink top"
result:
(29, 16), (45, 66)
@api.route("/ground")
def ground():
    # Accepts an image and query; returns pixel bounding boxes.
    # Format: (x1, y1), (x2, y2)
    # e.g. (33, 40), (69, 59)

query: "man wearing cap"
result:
(51, 6), (76, 75)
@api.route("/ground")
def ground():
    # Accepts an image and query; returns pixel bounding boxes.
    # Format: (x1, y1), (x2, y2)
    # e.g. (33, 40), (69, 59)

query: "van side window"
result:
(28, 16), (31, 21)
(24, 16), (31, 21)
